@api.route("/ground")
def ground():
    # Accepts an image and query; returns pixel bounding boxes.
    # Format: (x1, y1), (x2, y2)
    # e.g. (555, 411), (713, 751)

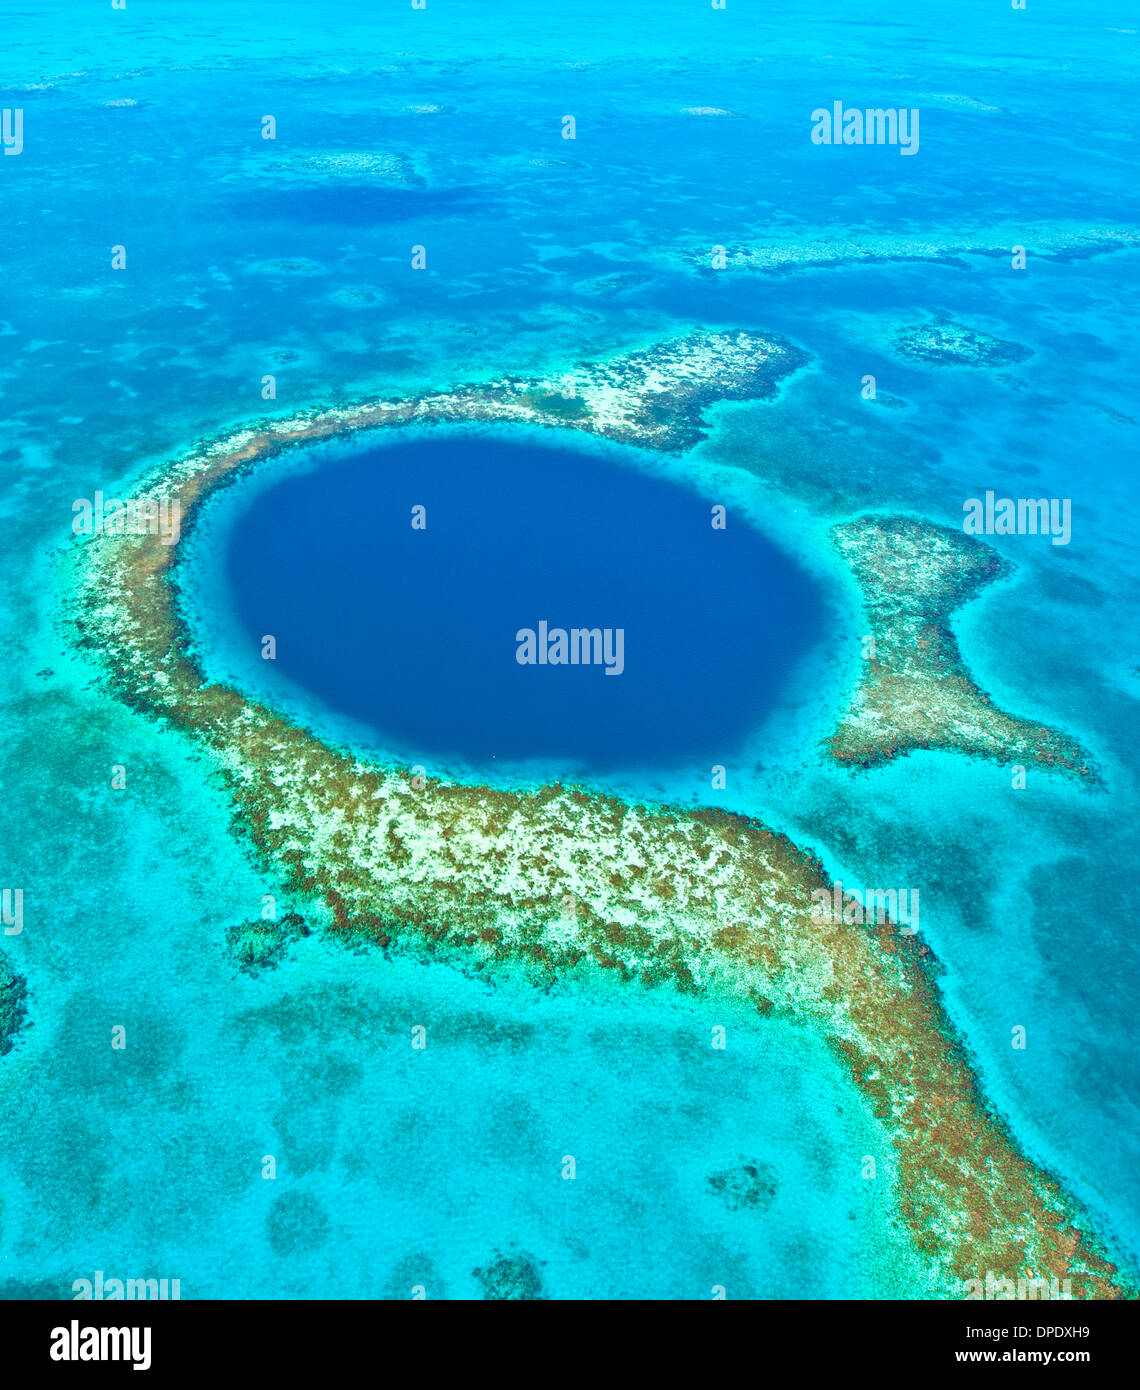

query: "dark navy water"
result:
(223, 435), (827, 769)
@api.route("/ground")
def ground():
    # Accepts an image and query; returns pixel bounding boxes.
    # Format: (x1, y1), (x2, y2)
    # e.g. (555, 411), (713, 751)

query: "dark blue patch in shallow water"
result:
(223, 435), (827, 770)
(226, 185), (487, 227)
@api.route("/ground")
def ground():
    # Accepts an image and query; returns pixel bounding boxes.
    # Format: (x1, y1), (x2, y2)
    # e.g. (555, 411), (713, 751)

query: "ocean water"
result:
(198, 428), (827, 776)
(1, 0), (1137, 1299)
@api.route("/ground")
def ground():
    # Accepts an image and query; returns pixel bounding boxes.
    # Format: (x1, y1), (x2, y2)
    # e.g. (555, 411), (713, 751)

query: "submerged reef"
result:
(574, 272), (652, 298)
(0, 953), (29, 1056)
(382, 1254), (446, 1302)
(893, 320), (1032, 368)
(265, 1191), (330, 1258)
(828, 516), (1094, 778)
(473, 1249), (547, 1301)
(225, 913), (310, 973)
(69, 330), (1127, 1298)
(675, 221), (1139, 277)
(214, 149), (426, 191)
(707, 1158), (779, 1213)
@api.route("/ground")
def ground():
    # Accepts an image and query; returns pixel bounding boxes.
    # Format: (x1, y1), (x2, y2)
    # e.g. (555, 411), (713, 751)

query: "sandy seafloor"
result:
(0, 0), (1138, 1297)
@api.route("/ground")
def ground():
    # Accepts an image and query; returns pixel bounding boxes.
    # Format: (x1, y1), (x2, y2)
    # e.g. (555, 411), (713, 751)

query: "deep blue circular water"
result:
(223, 433), (827, 770)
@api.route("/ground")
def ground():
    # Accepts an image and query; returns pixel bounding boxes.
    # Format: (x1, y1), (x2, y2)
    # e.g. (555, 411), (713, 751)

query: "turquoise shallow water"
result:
(1, 0), (1138, 1297)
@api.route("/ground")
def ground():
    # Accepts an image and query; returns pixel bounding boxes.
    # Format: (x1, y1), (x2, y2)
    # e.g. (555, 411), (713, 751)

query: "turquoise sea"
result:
(0, 0), (1137, 1298)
